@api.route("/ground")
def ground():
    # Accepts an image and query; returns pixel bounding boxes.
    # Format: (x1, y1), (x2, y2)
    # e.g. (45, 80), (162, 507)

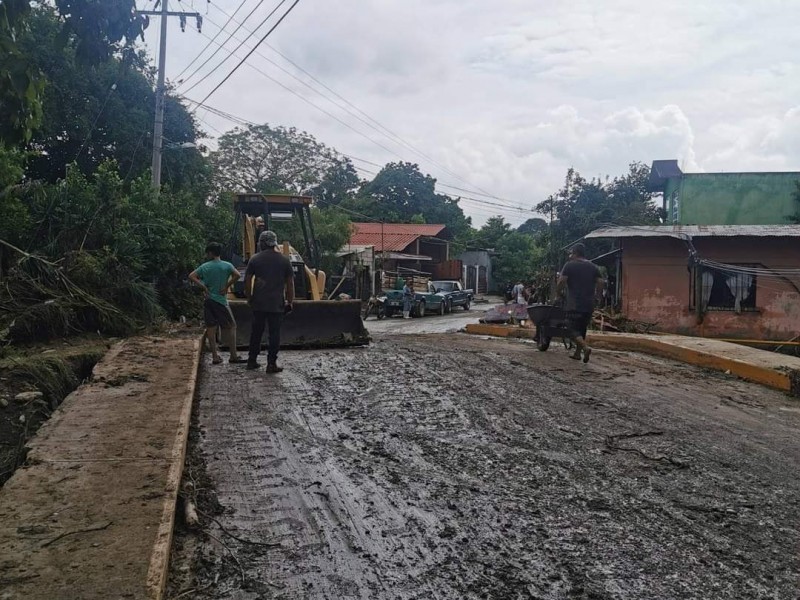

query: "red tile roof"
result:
(348, 223), (447, 252)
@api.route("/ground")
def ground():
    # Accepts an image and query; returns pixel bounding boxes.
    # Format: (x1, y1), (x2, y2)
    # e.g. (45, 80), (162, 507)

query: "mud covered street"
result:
(169, 333), (800, 599)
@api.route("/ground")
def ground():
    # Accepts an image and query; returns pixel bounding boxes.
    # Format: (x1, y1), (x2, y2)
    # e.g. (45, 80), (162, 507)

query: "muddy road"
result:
(169, 333), (800, 599)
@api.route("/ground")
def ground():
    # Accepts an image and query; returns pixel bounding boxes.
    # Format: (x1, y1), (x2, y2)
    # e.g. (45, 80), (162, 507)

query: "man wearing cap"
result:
(557, 243), (603, 363)
(244, 231), (295, 373)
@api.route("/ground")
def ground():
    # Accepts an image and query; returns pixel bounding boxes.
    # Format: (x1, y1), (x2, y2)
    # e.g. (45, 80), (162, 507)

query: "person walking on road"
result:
(189, 242), (247, 365)
(402, 278), (414, 319)
(512, 281), (526, 304)
(244, 231), (295, 373)
(557, 243), (603, 363)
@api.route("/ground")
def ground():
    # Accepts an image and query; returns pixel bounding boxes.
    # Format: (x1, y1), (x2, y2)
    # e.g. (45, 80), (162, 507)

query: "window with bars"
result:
(689, 265), (757, 312)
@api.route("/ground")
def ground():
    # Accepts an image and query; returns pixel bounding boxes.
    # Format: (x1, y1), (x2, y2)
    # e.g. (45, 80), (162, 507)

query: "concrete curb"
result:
(464, 324), (799, 396)
(0, 335), (204, 600)
(146, 337), (202, 599)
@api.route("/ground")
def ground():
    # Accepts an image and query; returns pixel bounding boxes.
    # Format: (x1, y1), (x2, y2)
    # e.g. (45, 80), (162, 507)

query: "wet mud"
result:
(168, 334), (800, 599)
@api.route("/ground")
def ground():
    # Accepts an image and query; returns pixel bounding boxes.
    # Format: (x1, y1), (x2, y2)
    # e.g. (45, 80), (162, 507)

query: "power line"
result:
(193, 0), (301, 107)
(182, 97), (537, 220)
(181, 0), (283, 94)
(173, 0), (250, 84)
(205, 1), (525, 210)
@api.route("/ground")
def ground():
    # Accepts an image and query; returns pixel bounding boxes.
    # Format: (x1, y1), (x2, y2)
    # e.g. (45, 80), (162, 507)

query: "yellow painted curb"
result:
(465, 324), (795, 395)
(589, 336), (792, 394)
(464, 323), (535, 339)
(145, 336), (203, 600)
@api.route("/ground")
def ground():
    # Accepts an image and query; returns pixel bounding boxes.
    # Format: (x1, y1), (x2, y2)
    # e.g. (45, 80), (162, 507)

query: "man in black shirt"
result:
(244, 231), (295, 373)
(557, 243), (603, 363)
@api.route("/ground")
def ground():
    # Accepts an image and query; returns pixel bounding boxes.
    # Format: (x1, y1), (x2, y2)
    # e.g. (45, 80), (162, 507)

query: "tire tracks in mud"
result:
(169, 334), (800, 599)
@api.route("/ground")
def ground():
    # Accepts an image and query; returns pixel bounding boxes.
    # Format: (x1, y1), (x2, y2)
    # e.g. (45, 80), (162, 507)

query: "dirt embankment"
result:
(169, 334), (800, 599)
(0, 340), (106, 486)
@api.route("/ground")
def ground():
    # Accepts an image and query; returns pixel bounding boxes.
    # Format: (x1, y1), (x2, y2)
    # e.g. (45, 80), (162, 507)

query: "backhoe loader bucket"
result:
(228, 299), (369, 349)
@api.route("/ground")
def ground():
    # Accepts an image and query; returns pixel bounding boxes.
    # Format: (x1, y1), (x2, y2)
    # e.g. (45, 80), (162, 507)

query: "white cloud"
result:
(145, 0), (800, 226)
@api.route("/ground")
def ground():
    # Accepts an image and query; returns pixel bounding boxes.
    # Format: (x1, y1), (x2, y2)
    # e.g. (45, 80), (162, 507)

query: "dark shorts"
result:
(203, 298), (234, 328)
(566, 311), (592, 339)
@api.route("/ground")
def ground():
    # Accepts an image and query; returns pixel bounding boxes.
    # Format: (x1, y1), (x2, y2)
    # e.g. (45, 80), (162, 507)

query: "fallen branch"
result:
(40, 520), (112, 548)
(198, 509), (282, 548)
(205, 530), (245, 586)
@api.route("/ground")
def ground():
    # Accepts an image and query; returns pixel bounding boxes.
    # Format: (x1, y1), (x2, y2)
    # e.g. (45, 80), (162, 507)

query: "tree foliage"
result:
(0, 1), (147, 144)
(343, 162), (473, 240)
(14, 8), (204, 187)
(210, 124), (345, 195)
(535, 162), (661, 266)
(517, 217), (548, 236)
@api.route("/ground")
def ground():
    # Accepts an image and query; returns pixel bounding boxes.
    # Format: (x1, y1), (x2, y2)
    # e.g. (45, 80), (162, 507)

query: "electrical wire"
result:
(180, 96), (536, 220)
(181, 0), (283, 93)
(173, 0), (250, 84)
(204, 2), (525, 209)
(193, 0), (300, 106)
(74, 80), (118, 162)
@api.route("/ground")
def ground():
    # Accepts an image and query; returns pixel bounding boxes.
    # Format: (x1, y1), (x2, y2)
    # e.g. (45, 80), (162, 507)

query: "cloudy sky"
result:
(143, 0), (800, 225)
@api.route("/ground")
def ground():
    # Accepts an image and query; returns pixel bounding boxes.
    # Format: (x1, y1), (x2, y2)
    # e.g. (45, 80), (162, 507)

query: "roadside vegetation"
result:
(0, 3), (664, 349)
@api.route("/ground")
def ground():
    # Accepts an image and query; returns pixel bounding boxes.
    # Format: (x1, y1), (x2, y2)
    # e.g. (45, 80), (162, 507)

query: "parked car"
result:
(383, 287), (446, 317)
(430, 280), (474, 312)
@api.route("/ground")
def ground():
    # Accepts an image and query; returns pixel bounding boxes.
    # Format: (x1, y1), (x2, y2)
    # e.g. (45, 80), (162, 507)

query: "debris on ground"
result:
(168, 334), (800, 599)
(593, 309), (657, 333)
(479, 303), (531, 324)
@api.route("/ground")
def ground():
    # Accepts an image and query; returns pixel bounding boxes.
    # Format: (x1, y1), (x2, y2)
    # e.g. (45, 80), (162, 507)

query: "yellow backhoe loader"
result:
(225, 193), (369, 349)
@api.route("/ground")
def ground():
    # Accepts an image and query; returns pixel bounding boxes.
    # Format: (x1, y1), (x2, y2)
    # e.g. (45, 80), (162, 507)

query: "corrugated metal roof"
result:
(585, 225), (800, 239)
(336, 244), (374, 257)
(348, 223), (447, 252)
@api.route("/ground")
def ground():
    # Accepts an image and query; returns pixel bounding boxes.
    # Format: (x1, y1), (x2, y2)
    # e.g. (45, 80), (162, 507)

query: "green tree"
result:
(0, 1), (147, 144)
(517, 217), (548, 236)
(535, 162), (661, 264)
(493, 231), (541, 284)
(346, 161), (473, 240)
(210, 124), (343, 194)
(476, 215), (512, 248)
(310, 159), (360, 207)
(15, 8), (204, 186)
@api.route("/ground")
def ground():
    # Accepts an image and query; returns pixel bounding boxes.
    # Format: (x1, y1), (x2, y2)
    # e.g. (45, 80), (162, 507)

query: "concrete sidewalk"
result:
(465, 324), (800, 396)
(0, 335), (200, 600)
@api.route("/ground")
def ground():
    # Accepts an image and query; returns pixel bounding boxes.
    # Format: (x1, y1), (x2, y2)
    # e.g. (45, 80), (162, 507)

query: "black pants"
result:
(566, 311), (592, 340)
(248, 311), (282, 365)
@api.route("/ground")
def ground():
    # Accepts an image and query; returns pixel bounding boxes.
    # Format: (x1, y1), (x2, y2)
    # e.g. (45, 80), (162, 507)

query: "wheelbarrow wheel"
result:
(535, 327), (551, 351)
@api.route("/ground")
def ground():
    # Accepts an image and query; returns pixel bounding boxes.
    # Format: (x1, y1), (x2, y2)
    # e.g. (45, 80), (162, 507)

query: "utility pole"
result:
(138, 1), (202, 189)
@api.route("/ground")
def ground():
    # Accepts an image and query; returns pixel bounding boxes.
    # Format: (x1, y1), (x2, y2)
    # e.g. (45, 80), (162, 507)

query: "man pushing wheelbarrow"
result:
(556, 243), (603, 363)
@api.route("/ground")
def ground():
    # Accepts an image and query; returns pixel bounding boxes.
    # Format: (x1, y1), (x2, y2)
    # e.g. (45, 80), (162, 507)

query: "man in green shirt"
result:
(189, 242), (247, 365)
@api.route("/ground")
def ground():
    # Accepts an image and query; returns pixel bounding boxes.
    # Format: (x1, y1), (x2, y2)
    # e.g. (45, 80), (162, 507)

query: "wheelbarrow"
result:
(527, 304), (575, 352)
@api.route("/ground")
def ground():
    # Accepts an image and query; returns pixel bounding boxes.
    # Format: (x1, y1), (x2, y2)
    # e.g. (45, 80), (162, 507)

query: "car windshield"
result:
(433, 281), (455, 292)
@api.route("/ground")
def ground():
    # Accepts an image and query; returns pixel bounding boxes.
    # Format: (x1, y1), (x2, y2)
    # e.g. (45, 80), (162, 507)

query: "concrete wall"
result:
(458, 250), (494, 292)
(665, 173), (800, 225)
(620, 237), (800, 339)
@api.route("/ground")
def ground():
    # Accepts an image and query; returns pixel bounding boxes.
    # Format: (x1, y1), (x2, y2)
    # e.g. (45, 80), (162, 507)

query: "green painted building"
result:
(648, 160), (800, 225)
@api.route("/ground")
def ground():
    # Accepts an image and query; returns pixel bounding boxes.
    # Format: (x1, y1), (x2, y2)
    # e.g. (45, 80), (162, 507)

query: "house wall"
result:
(620, 237), (800, 339)
(665, 173), (800, 225)
(458, 250), (494, 291)
(418, 239), (449, 263)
